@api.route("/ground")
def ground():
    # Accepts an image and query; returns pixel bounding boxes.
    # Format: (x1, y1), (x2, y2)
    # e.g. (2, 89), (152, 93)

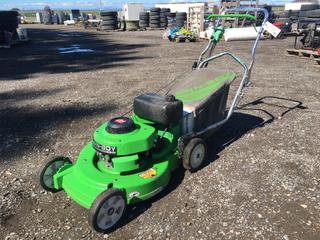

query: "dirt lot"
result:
(0, 24), (319, 240)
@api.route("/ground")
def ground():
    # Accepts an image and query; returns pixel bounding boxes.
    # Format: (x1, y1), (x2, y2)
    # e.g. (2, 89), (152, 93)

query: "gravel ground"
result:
(0, 25), (319, 240)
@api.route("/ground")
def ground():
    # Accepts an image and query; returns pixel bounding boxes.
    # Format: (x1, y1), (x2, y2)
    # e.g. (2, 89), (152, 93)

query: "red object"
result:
(317, 48), (320, 56)
(114, 118), (127, 124)
(273, 22), (282, 29)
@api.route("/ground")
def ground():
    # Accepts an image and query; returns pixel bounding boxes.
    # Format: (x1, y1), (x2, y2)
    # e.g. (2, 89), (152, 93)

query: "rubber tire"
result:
(176, 16), (186, 20)
(39, 156), (72, 193)
(101, 16), (117, 21)
(306, 10), (320, 18)
(101, 25), (117, 31)
(89, 189), (127, 233)
(183, 138), (207, 172)
(176, 12), (187, 17)
(139, 24), (149, 28)
(100, 11), (117, 17)
(289, 10), (300, 17)
(277, 11), (290, 18)
(139, 15), (149, 21)
(101, 20), (117, 25)
(150, 8), (161, 12)
(300, 4), (319, 11)
(150, 24), (160, 28)
(167, 13), (176, 18)
(160, 23), (167, 28)
(150, 16), (160, 20)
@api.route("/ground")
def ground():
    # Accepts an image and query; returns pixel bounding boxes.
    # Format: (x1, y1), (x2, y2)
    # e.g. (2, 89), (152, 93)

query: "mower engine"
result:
(92, 116), (157, 174)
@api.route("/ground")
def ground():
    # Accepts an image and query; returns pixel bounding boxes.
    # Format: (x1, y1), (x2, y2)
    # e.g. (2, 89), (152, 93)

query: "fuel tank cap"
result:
(106, 117), (136, 134)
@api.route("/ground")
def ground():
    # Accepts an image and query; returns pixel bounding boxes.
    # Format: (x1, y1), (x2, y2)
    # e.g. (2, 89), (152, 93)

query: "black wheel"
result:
(101, 20), (117, 25)
(150, 8), (161, 13)
(306, 10), (320, 18)
(183, 138), (207, 172)
(139, 24), (149, 28)
(100, 11), (117, 17)
(100, 16), (117, 21)
(139, 15), (149, 21)
(150, 16), (160, 20)
(39, 156), (71, 193)
(301, 4), (319, 11)
(89, 189), (127, 233)
(150, 20), (160, 24)
(101, 25), (117, 31)
(150, 24), (160, 28)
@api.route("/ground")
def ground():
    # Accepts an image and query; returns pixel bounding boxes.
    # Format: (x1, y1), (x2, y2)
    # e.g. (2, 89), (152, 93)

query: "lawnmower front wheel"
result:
(183, 138), (207, 172)
(89, 188), (127, 233)
(39, 156), (72, 193)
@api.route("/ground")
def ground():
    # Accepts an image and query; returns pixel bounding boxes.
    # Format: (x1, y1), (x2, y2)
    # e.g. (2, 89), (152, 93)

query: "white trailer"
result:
(123, 3), (144, 21)
(285, 2), (312, 10)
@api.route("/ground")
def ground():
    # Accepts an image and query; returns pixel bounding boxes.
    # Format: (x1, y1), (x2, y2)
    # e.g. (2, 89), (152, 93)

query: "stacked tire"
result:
(160, 8), (170, 28)
(167, 12), (176, 28)
(56, 11), (66, 24)
(139, 12), (149, 29)
(52, 13), (59, 24)
(298, 5), (320, 29)
(0, 11), (19, 33)
(100, 11), (118, 31)
(149, 8), (160, 29)
(43, 10), (52, 25)
(176, 12), (187, 28)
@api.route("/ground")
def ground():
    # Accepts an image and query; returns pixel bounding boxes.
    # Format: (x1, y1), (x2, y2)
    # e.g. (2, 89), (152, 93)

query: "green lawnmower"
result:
(40, 8), (269, 233)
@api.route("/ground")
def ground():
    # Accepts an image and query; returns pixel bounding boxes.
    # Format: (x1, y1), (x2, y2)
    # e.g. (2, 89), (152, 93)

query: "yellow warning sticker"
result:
(139, 168), (157, 179)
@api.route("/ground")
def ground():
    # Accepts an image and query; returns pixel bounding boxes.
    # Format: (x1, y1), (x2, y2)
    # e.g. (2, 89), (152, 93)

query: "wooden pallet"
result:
(286, 48), (320, 67)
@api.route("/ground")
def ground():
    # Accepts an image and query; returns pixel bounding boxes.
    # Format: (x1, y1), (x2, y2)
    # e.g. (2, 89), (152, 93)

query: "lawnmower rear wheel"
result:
(89, 189), (127, 233)
(39, 156), (72, 193)
(183, 138), (207, 172)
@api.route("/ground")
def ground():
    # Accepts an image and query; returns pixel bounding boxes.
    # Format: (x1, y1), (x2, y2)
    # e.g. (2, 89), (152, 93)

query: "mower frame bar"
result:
(192, 8), (269, 138)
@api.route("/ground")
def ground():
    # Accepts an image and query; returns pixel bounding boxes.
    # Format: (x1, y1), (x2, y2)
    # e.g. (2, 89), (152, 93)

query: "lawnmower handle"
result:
(225, 7), (269, 73)
(208, 13), (256, 21)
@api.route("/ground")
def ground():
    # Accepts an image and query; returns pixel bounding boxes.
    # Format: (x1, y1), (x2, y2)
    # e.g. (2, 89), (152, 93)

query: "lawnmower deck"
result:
(53, 127), (180, 209)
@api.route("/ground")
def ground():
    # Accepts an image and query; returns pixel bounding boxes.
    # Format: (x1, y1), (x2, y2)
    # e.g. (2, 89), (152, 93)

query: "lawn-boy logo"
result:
(93, 141), (117, 155)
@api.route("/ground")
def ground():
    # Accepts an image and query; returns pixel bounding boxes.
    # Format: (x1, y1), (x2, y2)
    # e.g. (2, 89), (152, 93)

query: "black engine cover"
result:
(133, 93), (183, 125)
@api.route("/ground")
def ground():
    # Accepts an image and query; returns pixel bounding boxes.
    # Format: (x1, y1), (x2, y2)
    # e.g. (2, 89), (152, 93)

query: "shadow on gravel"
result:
(205, 96), (307, 162)
(0, 28), (154, 80)
(115, 96), (307, 230)
(0, 88), (117, 160)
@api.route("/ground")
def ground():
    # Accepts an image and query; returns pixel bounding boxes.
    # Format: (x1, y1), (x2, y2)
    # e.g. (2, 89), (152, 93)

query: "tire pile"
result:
(276, 4), (320, 30)
(160, 8), (170, 28)
(176, 12), (187, 28)
(43, 10), (52, 25)
(100, 11), (118, 31)
(149, 8), (161, 28)
(167, 12), (176, 28)
(139, 12), (149, 29)
(298, 5), (320, 29)
(56, 11), (66, 24)
(0, 11), (19, 33)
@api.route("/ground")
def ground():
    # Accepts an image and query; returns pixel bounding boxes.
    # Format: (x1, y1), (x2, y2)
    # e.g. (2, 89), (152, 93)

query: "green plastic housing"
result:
(53, 115), (182, 209)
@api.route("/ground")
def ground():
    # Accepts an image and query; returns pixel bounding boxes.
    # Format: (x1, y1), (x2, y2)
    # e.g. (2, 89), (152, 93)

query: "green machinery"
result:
(39, 8), (269, 233)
